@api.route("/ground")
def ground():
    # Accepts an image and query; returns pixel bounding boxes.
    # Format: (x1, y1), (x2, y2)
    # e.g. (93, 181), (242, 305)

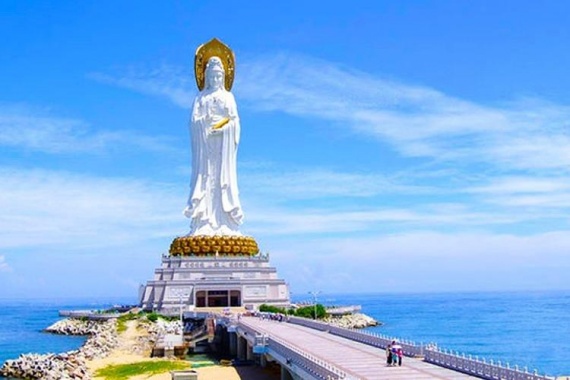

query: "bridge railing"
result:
(236, 321), (258, 340)
(186, 324), (208, 344)
(328, 325), (424, 357)
(268, 335), (353, 380)
(424, 347), (551, 380)
(288, 316), (329, 332)
(287, 316), (423, 357)
(237, 319), (353, 380)
(247, 315), (552, 380)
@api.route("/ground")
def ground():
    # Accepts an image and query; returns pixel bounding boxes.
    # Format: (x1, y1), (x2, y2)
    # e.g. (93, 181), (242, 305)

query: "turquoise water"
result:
(1, 291), (569, 377)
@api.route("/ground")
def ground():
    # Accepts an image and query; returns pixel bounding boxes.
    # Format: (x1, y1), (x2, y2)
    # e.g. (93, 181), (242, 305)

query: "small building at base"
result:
(139, 253), (290, 313)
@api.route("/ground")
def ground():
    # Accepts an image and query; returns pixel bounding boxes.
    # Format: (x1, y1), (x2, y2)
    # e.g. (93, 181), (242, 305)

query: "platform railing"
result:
(58, 310), (122, 320)
(326, 305), (362, 315)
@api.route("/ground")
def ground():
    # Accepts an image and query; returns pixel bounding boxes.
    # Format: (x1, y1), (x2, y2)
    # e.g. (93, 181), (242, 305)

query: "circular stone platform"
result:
(169, 235), (259, 256)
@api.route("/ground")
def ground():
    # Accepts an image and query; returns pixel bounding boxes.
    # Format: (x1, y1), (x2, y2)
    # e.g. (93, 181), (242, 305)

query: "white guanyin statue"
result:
(183, 41), (244, 236)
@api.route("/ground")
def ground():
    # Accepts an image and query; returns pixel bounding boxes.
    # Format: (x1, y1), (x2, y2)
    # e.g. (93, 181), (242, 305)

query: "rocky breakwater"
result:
(0, 318), (118, 380)
(324, 313), (381, 329)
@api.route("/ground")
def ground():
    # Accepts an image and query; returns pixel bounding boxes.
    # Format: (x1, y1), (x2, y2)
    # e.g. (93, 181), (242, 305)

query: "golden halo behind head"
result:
(194, 38), (235, 91)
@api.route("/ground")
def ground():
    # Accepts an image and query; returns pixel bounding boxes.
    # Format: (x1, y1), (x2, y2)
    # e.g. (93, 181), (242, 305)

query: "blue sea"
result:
(0, 297), (134, 379)
(1, 291), (569, 377)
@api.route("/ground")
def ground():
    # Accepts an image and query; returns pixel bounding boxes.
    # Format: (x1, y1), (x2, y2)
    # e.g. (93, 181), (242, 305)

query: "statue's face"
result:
(207, 70), (224, 90)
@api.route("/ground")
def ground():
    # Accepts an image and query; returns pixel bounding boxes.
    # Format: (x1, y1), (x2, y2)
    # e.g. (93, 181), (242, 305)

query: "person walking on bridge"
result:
(391, 340), (403, 366)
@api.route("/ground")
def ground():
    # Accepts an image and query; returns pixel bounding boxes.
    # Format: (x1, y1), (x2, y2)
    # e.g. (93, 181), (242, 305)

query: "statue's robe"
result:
(184, 87), (243, 235)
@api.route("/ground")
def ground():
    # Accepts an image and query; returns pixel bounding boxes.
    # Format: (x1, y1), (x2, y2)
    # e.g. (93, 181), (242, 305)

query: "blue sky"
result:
(2, 1), (570, 299)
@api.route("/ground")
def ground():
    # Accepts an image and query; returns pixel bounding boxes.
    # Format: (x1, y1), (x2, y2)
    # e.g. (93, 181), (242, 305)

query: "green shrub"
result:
(295, 304), (327, 319)
(117, 312), (139, 322)
(147, 312), (159, 322)
(259, 303), (327, 319)
(259, 304), (287, 314)
(158, 314), (181, 322)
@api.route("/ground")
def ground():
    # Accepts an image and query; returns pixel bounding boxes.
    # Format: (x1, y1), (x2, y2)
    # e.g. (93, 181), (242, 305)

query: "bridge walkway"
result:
(241, 317), (480, 380)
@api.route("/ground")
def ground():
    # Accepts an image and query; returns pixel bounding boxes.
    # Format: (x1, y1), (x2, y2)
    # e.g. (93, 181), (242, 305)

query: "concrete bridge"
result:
(225, 315), (551, 380)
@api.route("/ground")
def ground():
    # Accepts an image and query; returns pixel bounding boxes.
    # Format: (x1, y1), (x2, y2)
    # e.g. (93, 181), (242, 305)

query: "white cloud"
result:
(238, 55), (570, 172)
(0, 165), (531, 255)
(240, 166), (431, 200)
(0, 167), (186, 251)
(0, 104), (178, 154)
(244, 202), (540, 236)
(93, 54), (570, 172)
(466, 176), (570, 209)
(268, 231), (570, 294)
(88, 65), (195, 109)
(489, 135), (570, 170)
(236, 165), (570, 235)
(470, 177), (570, 195)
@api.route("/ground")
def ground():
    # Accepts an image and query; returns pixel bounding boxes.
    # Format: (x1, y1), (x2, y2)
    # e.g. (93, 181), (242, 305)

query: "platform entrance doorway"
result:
(195, 290), (241, 307)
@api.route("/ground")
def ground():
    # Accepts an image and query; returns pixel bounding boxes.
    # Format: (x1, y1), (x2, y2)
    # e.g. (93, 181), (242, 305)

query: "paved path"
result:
(241, 317), (480, 380)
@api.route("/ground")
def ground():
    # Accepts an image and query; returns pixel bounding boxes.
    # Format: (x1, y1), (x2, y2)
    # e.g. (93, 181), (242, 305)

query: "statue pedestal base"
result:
(139, 252), (290, 313)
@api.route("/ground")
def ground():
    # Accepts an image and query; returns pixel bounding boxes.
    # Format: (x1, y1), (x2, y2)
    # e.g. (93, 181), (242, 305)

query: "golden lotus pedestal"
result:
(169, 235), (259, 256)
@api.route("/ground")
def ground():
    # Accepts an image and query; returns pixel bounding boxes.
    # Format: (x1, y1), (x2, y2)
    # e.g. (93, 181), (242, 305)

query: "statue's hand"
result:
(212, 117), (230, 130)
(208, 127), (223, 135)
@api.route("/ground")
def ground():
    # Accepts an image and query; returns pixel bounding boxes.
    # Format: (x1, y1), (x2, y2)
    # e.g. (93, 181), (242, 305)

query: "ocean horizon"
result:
(0, 290), (568, 378)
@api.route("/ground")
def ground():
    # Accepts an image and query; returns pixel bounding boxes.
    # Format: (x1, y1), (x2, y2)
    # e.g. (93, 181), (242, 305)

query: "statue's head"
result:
(205, 56), (225, 90)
